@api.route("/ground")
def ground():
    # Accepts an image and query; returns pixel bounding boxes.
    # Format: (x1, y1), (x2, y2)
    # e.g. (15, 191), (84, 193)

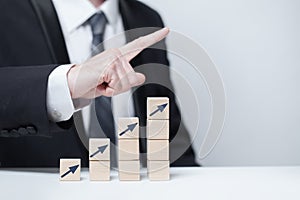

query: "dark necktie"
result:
(88, 12), (116, 145)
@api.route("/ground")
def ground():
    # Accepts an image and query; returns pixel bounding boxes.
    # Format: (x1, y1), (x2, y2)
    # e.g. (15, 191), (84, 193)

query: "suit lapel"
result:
(119, 0), (134, 36)
(119, 0), (146, 43)
(30, 0), (70, 64)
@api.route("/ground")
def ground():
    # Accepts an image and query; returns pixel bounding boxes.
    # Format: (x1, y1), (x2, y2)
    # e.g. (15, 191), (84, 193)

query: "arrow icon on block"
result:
(90, 144), (108, 158)
(149, 103), (168, 117)
(61, 164), (79, 178)
(119, 123), (138, 136)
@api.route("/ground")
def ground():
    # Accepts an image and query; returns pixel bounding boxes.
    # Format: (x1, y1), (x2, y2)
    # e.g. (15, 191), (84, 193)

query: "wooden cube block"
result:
(147, 140), (169, 161)
(118, 160), (140, 181)
(89, 160), (110, 181)
(118, 117), (139, 139)
(147, 97), (169, 120)
(89, 138), (110, 161)
(147, 119), (169, 140)
(118, 139), (139, 160)
(60, 159), (81, 181)
(147, 160), (170, 181)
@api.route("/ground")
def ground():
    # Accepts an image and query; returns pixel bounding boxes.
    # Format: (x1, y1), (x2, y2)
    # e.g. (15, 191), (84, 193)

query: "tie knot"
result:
(88, 12), (107, 36)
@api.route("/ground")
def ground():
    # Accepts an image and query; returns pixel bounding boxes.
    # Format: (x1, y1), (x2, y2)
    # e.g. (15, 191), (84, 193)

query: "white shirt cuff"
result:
(47, 64), (76, 122)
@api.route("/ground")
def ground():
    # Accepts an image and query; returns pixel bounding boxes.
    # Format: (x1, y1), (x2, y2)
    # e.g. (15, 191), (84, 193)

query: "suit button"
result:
(18, 127), (28, 136)
(27, 126), (37, 135)
(10, 129), (20, 137)
(0, 130), (9, 137)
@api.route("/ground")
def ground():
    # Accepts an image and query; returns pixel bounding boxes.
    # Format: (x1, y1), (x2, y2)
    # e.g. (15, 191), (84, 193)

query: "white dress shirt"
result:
(47, 0), (135, 134)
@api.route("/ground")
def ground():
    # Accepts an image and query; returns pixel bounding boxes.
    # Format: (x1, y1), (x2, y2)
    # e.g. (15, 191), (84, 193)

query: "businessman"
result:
(0, 0), (198, 167)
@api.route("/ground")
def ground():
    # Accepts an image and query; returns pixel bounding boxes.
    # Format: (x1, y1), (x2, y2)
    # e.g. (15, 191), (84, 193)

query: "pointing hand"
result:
(67, 27), (170, 99)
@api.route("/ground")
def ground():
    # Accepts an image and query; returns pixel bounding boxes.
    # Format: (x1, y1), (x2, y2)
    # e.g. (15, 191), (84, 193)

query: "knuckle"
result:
(110, 63), (117, 71)
(110, 48), (122, 57)
(105, 49), (121, 63)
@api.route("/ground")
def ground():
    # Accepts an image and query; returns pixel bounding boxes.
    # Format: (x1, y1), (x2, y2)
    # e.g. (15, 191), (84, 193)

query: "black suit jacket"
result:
(0, 0), (198, 167)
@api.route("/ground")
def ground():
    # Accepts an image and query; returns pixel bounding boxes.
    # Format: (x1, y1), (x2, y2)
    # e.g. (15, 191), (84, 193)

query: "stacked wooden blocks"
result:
(147, 97), (170, 181)
(89, 138), (110, 181)
(59, 97), (171, 182)
(118, 117), (140, 181)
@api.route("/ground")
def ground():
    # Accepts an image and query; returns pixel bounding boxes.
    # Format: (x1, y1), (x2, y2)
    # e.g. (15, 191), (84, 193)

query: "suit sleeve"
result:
(0, 65), (61, 137)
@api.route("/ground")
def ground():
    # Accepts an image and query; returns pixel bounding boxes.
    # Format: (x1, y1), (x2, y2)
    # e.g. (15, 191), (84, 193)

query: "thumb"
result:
(128, 72), (146, 87)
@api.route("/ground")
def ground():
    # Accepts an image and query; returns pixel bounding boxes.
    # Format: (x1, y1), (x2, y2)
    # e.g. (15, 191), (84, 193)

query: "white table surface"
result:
(0, 167), (299, 200)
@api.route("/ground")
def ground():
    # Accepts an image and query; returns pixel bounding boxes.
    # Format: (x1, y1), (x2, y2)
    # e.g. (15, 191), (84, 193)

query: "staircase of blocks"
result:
(59, 97), (170, 181)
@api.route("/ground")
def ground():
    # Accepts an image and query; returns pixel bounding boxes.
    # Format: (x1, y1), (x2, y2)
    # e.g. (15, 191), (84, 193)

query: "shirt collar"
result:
(52, 0), (119, 33)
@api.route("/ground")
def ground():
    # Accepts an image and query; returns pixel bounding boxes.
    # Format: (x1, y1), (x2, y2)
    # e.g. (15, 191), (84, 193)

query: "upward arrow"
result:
(61, 164), (79, 178)
(149, 103), (168, 116)
(119, 123), (138, 136)
(90, 144), (108, 158)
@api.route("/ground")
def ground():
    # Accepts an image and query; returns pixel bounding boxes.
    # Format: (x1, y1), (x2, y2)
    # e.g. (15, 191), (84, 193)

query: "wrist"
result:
(67, 64), (80, 98)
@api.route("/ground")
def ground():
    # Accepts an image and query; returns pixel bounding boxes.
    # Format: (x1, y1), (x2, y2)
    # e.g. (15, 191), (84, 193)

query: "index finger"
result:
(119, 27), (169, 61)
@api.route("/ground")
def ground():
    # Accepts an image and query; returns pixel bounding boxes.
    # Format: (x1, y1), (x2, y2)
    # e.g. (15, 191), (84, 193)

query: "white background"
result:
(140, 0), (300, 166)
